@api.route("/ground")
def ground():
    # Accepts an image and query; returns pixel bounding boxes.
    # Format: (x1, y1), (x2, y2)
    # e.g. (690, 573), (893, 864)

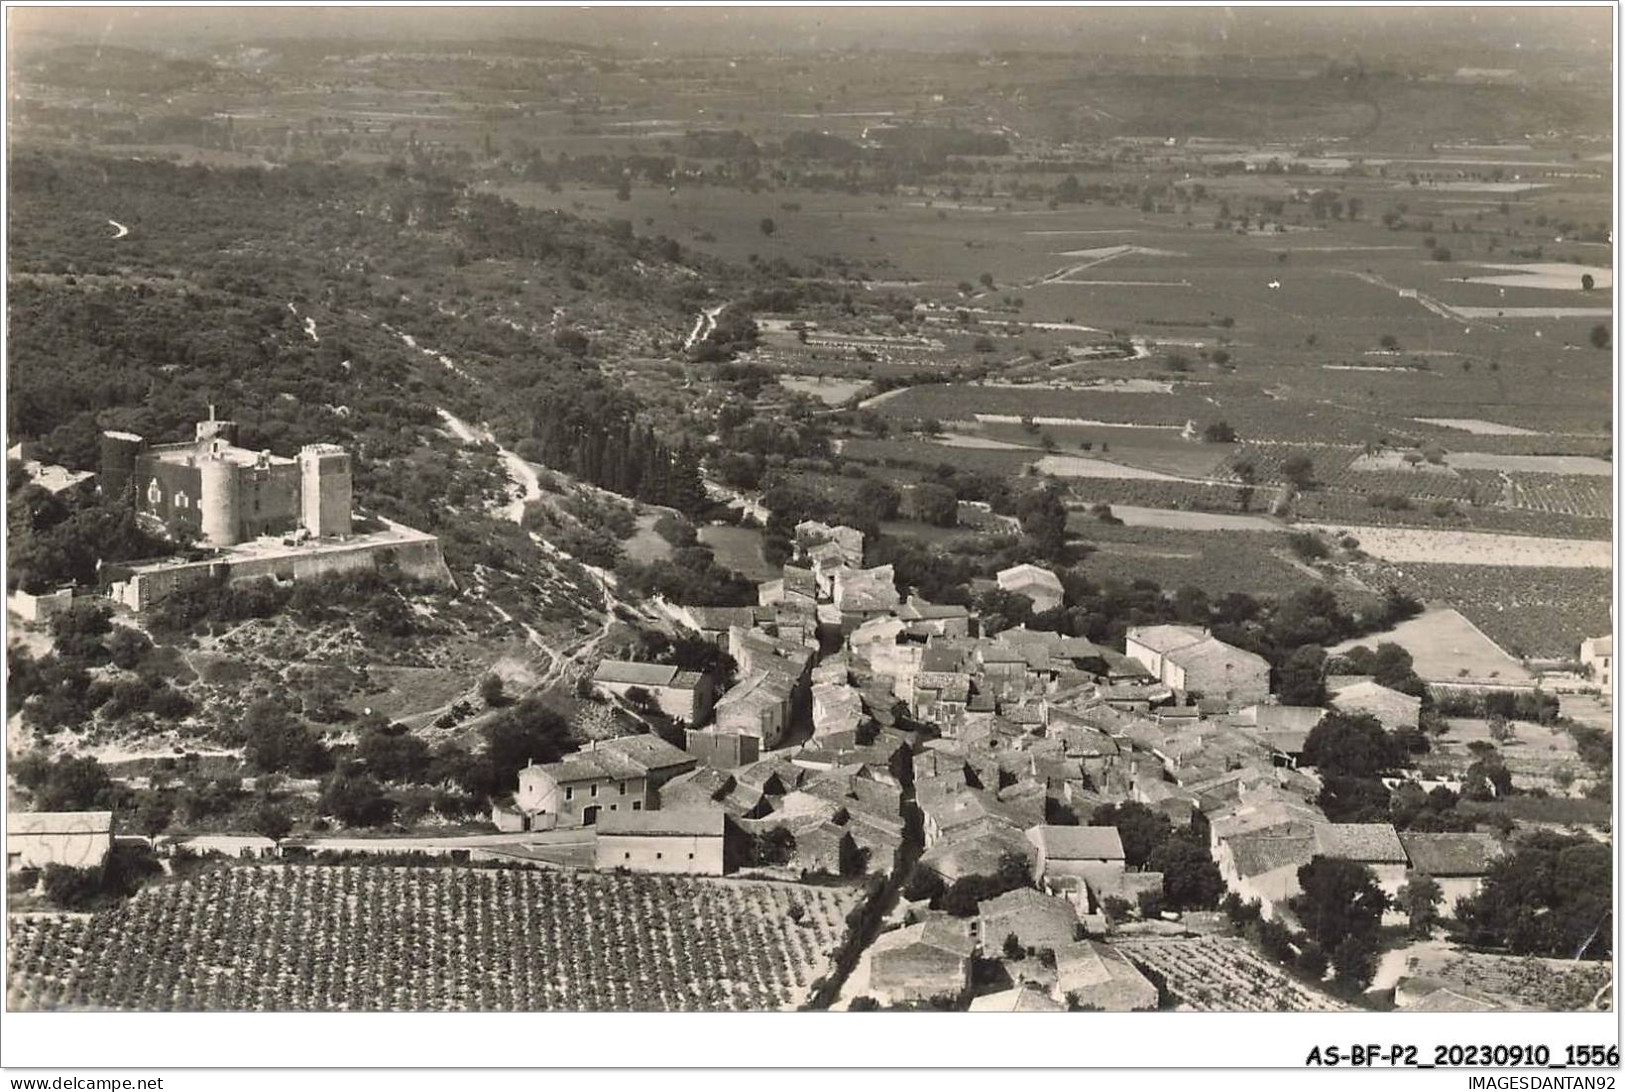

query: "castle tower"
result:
(298, 444), (352, 538)
(198, 450), (241, 547)
(195, 404), (238, 446)
(99, 430), (145, 501)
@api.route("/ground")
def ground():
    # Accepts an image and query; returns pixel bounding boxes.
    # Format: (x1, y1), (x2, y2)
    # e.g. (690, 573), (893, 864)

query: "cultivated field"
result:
(1303, 525), (1612, 568)
(6, 865), (863, 1012)
(1360, 564), (1611, 660)
(1329, 607), (1535, 683)
(1114, 936), (1350, 1012)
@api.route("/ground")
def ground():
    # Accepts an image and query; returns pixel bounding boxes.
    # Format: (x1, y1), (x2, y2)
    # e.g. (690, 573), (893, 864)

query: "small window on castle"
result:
(147, 479), (162, 505)
(632, 801), (643, 811)
(565, 787), (573, 801)
(175, 491), (189, 509)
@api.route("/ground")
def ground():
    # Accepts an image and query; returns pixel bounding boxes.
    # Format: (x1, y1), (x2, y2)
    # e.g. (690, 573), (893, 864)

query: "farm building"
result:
(591, 660), (715, 724)
(7, 811), (114, 871)
(1580, 635), (1613, 696)
(1397, 832), (1504, 916)
(758, 565), (817, 608)
(976, 887), (1081, 954)
(996, 563), (1065, 614)
(1054, 941), (1160, 1012)
(867, 918), (974, 1007)
(1124, 625), (1269, 706)
(1026, 825), (1126, 895)
(513, 734), (696, 830)
(593, 807), (728, 875)
(1314, 823), (1410, 921)
(1329, 680), (1422, 730)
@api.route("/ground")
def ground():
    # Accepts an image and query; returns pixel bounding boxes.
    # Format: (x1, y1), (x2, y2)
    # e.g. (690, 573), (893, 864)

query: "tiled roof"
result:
(597, 807), (725, 838)
(592, 660), (680, 687)
(1125, 624), (1208, 654)
(599, 732), (695, 773)
(1029, 824), (1125, 861)
(1313, 823), (1407, 864)
(1226, 831), (1317, 878)
(920, 827), (1034, 884)
(1397, 832), (1504, 877)
(1165, 636), (1270, 675)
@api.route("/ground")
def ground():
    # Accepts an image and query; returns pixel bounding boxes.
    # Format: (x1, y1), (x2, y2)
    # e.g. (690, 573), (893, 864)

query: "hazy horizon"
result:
(7, 5), (1614, 60)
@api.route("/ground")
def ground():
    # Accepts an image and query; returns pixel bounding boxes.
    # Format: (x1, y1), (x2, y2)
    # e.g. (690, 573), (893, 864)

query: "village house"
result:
(511, 734), (695, 830)
(1214, 828), (1317, 921)
(594, 807), (728, 875)
(678, 604), (772, 648)
(976, 887), (1081, 954)
(833, 565), (902, 626)
(758, 565), (817, 609)
(591, 660), (715, 725)
(657, 766), (772, 819)
(1054, 941), (1160, 1011)
(896, 596), (974, 639)
(867, 918), (974, 1007)
(1397, 831), (1504, 917)
(1124, 625), (1270, 706)
(918, 824), (1036, 888)
(810, 681), (865, 748)
(794, 520), (865, 569)
(7, 811), (114, 872)
(1026, 825), (1126, 901)
(1329, 679), (1422, 730)
(996, 563), (1065, 614)
(711, 669), (798, 750)
(683, 728), (761, 771)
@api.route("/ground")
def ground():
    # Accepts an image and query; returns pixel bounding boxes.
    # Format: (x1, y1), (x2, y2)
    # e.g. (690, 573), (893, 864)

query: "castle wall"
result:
(237, 462), (301, 540)
(135, 456), (204, 540)
(112, 534), (452, 612)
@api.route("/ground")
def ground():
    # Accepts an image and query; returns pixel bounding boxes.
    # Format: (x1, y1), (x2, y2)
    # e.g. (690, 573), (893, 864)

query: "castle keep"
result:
(102, 409), (352, 547)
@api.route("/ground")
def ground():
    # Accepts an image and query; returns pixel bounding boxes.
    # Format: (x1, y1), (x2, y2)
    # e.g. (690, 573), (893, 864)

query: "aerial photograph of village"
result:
(2, 4), (1615, 1027)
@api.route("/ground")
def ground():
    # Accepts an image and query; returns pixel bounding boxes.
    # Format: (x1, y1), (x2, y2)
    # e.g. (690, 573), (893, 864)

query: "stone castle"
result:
(98, 409), (450, 612)
(102, 408), (352, 547)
